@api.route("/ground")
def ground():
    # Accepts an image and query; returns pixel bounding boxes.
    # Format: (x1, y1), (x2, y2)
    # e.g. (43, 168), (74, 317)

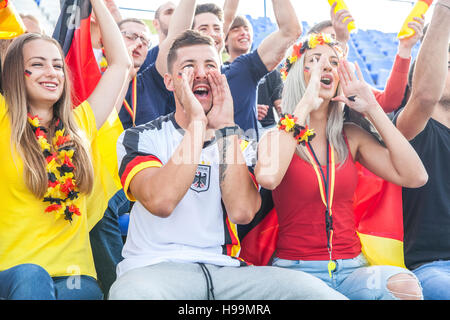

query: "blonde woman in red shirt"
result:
(255, 33), (427, 300)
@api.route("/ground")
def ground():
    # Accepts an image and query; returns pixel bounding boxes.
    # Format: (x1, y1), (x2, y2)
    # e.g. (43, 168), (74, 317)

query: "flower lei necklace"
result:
(28, 113), (81, 222)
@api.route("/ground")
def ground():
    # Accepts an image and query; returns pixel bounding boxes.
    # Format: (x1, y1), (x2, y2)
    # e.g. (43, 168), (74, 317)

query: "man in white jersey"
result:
(109, 30), (346, 300)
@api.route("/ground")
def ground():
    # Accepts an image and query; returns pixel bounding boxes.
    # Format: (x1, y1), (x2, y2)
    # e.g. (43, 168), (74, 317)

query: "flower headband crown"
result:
(280, 32), (343, 80)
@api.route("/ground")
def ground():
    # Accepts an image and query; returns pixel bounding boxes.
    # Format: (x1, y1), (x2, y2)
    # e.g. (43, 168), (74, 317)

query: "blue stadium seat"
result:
(246, 14), (277, 49)
(375, 69), (391, 90)
(380, 47), (398, 58)
(345, 55), (375, 86)
(245, 16), (399, 89)
(367, 58), (394, 72)
(361, 52), (387, 63)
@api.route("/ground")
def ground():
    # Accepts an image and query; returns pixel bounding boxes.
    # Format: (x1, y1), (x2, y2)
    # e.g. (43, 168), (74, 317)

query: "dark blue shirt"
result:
(222, 50), (269, 139)
(141, 45), (159, 69)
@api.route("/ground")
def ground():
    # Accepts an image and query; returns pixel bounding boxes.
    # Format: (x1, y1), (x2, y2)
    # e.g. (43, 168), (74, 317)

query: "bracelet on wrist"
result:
(277, 113), (316, 145)
(293, 124), (316, 146)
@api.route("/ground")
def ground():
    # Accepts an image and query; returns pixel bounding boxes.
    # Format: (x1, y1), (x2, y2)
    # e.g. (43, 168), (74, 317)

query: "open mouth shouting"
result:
(192, 83), (211, 101)
(320, 74), (334, 89)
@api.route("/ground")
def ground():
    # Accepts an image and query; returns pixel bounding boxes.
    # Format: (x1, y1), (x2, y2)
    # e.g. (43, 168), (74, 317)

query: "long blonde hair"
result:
(281, 50), (348, 165)
(2, 33), (94, 198)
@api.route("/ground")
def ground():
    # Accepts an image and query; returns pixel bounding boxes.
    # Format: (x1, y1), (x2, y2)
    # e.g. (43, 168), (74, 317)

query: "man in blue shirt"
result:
(118, 0), (196, 129)
(192, 1), (302, 139)
(117, 18), (174, 129)
(141, 1), (176, 68)
(224, 15), (284, 134)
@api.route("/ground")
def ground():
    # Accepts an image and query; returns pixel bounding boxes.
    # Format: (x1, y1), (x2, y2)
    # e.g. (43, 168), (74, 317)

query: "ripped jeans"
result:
(272, 253), (422, 300)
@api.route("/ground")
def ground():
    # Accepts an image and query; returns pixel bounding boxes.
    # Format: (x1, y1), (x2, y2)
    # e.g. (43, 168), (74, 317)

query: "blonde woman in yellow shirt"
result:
(0, 0), (131, 299)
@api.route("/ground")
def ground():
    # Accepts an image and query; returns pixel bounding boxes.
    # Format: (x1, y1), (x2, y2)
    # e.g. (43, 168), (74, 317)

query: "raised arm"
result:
(223, 0), (239, 36)
(330, 2), (353, 48)
(396, 0), (450, 140)
(86, 0), (131, 129)
(373, 16), (424, 113)
(256, 0), (302, 71)
(155, 0), (197, 76)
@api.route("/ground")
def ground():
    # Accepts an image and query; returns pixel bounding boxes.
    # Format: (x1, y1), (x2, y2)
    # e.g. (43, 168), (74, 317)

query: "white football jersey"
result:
(116, 113), (257, 277)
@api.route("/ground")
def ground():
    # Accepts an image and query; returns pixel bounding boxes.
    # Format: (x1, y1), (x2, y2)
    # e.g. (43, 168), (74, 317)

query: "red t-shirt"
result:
(272, 142), (361, 261)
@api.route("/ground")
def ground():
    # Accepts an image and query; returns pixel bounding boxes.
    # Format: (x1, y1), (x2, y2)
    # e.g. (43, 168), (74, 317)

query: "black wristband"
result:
(215, 125), (240, 138)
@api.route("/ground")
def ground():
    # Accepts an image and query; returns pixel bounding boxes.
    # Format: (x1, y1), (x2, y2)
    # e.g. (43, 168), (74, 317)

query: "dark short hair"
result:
(227, 15), (251, 37)
(167, 30), (215, 73)
(193, 3), (223, 28)
(117, 18), (148, 30)
(308, 20), (333, 35)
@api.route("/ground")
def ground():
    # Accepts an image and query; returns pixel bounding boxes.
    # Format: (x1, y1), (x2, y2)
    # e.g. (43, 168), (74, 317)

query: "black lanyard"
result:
(304, 141), (336, 277)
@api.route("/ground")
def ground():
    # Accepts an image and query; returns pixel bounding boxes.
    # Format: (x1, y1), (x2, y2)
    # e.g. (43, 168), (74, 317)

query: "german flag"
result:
(0, 0), (26, 39)
(238, 188), (279, 266)
(53, 0), (123, 229)
(353, 163), (405, 267)
(53, 0), (100, 104)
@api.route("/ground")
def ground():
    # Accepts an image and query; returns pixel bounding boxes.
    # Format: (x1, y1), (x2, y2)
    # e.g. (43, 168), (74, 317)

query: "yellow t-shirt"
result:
(85, 108), (123, 230)
(0, 95), (99, 278)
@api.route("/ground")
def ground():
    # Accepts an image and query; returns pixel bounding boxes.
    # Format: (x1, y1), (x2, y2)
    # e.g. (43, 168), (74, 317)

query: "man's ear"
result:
(164, 72), (175, 92)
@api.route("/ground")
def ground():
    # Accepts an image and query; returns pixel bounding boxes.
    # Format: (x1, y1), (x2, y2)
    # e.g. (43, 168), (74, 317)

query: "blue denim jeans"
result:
(273, 253), (419, 300)
(89, 189), (130, 297)
(412, 260), (450, 300)
(0, 264), (103, 300)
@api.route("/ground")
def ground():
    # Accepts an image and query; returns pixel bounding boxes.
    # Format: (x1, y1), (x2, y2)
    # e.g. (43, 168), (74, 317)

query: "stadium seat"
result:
(367, 58), (393, 72)
(246, 14), (277, 49)
(375, 69), (391, 90)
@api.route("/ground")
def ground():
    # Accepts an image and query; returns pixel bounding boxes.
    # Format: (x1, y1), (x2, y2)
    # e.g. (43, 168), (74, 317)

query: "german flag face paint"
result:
(24, 69), (32, 77)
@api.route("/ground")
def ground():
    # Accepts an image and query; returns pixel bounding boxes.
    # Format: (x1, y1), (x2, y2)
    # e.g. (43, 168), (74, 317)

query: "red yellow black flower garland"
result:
(277, 113), (316, 145)
(28, 114), (80, 222)
(0, 0), (8, 10)
(280, 33), (343, 81)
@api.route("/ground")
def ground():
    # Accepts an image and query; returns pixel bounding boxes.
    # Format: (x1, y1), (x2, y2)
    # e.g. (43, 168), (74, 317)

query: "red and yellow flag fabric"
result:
(239, 163), (405, 267)
(238, 188), (279, 266)
(353, 163), (405, 267)
(0, 0), (26, 39)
